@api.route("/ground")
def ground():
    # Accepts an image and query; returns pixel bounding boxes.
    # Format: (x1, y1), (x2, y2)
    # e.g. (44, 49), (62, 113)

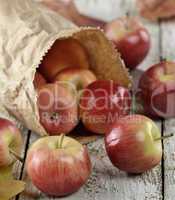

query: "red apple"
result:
(105, 16), (151, 70)
(37, 83), (78, 135)
(39, 38), (90, 81)
(54, 68), (97, 91)
(80, 80), (131, 134)
(105, 114), (162, 174)
(26, 135), (92, 197)
(0, 118), (23, 167)
(33, 72), (47, 89)
(139, 61), (175, 118)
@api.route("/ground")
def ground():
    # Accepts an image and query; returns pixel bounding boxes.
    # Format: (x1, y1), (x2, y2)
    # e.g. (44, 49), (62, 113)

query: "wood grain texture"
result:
(15, 0), (165, 199)
(161, 21), (175, 200)
(13, 129), (29, 178)
(12, 128), (29, 200)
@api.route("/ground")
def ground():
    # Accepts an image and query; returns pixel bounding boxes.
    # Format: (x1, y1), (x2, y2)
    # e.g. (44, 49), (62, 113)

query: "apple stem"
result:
(155, 133), (174, 141)
(124, 12), (130, 30)
(59, 134), (65, 148)
(9, 149), (24, 163)
(160, 56), (167, 62)
(126, 12), (130, 17)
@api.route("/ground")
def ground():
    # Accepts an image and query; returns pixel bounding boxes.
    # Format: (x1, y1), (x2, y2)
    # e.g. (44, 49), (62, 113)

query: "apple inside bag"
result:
(0, 0), (131, 136)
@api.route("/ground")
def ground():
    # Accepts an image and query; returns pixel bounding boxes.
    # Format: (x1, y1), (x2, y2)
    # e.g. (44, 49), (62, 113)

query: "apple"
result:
(138, 61), (175, 118)
(79, 80), (131, 134)
(105, 16), (151, 70)
(39, 38), (90, 81)
(0, 118), (23, 167)
(26, 135), (92, 197)
(37, 83), (78, 135)
(54, 68), (97, 91)
(33, 72), (47, 89)
(105, 114), (162, 174)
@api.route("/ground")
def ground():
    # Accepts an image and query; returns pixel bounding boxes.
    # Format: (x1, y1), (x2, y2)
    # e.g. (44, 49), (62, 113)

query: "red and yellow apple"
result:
(26, 135), (92, 197)
(105, 16), (151, 70)
(105, 114), (162, 174)
(80, 80), (131, 134)
(139, 61), (175, 118)
(39, 38), (90, 81)
(0, 118), (23, 167)
(54, 68), (97, 91)
(33, 72), (47, 89)
(37, 83), (78, 135)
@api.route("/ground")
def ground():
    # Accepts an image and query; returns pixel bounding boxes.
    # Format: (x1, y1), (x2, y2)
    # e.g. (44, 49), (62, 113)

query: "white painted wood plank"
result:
(75, 0), (134, 21)
(18, 133), (41, 200)
(160, 20), (175, 200)
(12, 128), (29, 200)
(13, 128), (29, 179)
(163, 119), (175, 200)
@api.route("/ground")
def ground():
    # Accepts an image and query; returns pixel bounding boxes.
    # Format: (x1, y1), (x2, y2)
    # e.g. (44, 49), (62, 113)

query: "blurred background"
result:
(36, 0), (135, 21)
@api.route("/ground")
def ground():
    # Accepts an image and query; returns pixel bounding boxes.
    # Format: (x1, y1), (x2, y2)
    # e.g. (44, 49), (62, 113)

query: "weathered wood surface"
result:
(13, 0), (175, 199)
(161, 21), (175, 200)
(12, 128), (30, 200)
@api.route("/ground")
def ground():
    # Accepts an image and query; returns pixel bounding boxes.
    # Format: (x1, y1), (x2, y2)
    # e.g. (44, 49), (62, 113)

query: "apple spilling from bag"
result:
(37, 83), (78, 135)
(39, 38), (90, 82)
(80, 80), (132, 134)
(105, 16), (151, 70)
(105, 114), (163, 174)
(35, 38), (98, 136)
(0, 118), (23, 167)
(26, 135), (92, 197)
(54, 67), (97, 92)
(139, 61), (175, 118)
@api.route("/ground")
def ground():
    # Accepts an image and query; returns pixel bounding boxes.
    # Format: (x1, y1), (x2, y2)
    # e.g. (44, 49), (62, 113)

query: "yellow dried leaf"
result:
(0, 180), (25, 200)
(0, 165), (13, 182)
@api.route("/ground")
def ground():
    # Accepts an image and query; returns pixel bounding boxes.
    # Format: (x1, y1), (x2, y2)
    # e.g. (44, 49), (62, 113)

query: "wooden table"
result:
(14, 0), (175, 199)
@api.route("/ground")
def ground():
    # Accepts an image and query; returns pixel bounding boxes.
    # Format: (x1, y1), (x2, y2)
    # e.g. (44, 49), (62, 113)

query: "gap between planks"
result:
(158, 19), (165, 200)
(15, 130), (31, 200)
(160, 19), (175, 200)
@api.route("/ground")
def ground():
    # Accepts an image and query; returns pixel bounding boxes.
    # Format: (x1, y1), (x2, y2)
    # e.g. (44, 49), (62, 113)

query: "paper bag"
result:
(0, 0), (131, 135)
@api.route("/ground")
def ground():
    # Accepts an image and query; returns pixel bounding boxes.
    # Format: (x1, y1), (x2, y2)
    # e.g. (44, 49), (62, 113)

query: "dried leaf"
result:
(0, 180), (25, 200)
(0, 165), (13, 182)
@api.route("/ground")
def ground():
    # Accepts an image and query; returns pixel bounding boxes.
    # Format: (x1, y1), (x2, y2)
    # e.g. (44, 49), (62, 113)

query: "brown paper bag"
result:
(0, 0), (132, 136)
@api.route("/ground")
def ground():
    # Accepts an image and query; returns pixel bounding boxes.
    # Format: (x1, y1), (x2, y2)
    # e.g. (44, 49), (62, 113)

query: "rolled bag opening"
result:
(0, 0), (132, 136)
